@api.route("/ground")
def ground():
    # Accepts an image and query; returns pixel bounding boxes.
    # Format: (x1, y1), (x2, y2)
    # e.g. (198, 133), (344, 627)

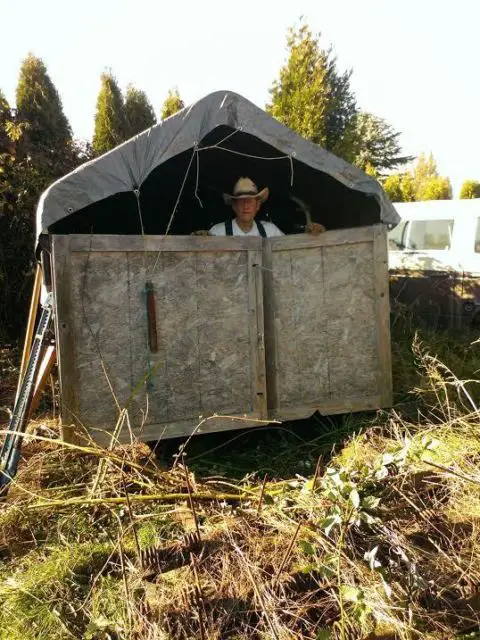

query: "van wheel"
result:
(469, 310), (480, 328)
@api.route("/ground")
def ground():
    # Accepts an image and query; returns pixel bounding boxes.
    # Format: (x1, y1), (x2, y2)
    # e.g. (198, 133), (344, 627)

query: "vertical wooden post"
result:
(28, 346), (57, 419)
(15, 264), (43, 403)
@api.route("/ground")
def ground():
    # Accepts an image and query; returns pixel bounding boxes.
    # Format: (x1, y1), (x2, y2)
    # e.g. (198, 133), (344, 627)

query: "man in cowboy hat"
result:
(203, 177), (325, 237)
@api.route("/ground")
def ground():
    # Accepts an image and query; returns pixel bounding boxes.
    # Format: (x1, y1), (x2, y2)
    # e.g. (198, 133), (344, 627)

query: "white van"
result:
(388, 199), (480, 274)
(388, 199), (480, 327)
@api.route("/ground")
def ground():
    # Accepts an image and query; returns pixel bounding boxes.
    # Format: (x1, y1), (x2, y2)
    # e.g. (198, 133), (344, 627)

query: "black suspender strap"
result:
(225, 218), (267, 237)
(255, 219), (267, 238)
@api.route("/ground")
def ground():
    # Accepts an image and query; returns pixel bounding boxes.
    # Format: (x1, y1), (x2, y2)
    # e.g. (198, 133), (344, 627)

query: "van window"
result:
(388, 221), (407, 249)
(475, 218), (480, 253)
(406, 219), (454, 250)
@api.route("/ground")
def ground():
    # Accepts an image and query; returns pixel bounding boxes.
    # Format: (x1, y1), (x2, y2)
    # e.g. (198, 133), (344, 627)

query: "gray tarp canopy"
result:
(36, 90), (399, 243)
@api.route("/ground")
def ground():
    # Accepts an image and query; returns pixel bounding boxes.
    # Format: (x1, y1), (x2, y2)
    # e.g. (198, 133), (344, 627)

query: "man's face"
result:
(232, 197), (261, 224)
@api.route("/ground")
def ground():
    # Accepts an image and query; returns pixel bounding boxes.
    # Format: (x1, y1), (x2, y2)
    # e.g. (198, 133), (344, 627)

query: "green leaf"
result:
(321, 513), (341, 536)
(318, 561), (335, 579)
(421, 436), (441, 451)
(341, 585), (361, 602)
(328, 472), (343, 487)
(324, 489), (338, 502)
(300, 563), (317, 574)
(316, 629), (332, 640)
(349, 489), (360, 509)
(381, 453), (394, 466)
(374, 466), (389, 480)
(363, 546), (381, 570)
(380, 574), (392, 599)
(298, 539), (316, 555)
(359, 510), (377, 525)
(362, 495), (380, 510)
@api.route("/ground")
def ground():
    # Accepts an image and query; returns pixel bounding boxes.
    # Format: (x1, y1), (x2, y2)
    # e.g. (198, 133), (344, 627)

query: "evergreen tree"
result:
(459, 179), (480, 199)
(323, 58), (357, 155)
(92, 72), (127, 155)
(160, 88), (185, 120)
(349, 112), (413, 175)
(124, 85), (156, 138)
(267, 24), (357, 152)
(16, 54), (72, 155)
(1, 58), (79, 338)
(0, 89), (42, 337)
(0, 90), (14, 155)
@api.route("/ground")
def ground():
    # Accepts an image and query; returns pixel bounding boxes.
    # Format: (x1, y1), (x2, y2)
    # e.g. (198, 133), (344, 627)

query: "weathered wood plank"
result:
(67, 234), (263, 253)
(70, 251), (133, 432)
(323, 241), (377, 398)
(270, 395), (382, 422)
(268, 226), (374, 251)
(270, 245), (330, 407)
(266, 228), (387, 418)
(262, 240), (279, 413)
(91, 414), (273, 447)
(52, 235), (80, 442)
(248, 250), (268, 417)
(373, 225), (393, 407)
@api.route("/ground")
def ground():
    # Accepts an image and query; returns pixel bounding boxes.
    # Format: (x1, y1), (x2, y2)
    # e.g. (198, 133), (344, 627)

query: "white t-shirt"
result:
(209, 219), (284, 237)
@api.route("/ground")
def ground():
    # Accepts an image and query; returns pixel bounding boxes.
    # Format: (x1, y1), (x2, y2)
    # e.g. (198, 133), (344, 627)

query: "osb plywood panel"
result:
(53, 228), (391, 443)
(266, 226), (391, 418)
(53, 236), (266, 442)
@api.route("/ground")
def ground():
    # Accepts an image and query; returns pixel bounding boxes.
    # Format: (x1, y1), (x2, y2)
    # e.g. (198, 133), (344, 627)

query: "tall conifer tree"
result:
(2, 57), (78, 337)
(267, 24), (357, 152)
(124, 85), (156, 138)
(160, 88), (185, 120)
(16, 54), (72, 155)
(92, 72), (127, 155)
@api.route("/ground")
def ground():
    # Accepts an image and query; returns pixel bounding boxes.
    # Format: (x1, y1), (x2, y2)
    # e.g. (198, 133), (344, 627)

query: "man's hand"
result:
(305, 222), (326, 235)
(190, 230), (211, 236)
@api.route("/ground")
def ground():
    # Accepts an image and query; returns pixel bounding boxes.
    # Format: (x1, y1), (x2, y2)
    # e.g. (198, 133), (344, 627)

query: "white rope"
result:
(194, 147), (203, 208)
(134, 188), (145, 236)
(198, 144), (291, 162)
(164, 144), (197, 236)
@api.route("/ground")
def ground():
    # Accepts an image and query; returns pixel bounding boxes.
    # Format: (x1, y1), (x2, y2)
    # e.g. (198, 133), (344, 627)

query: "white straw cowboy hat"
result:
(223, 177), (269, 205)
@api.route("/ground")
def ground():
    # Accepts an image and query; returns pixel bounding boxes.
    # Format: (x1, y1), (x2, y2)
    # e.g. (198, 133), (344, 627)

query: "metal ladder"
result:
(0, 293), (54, 495)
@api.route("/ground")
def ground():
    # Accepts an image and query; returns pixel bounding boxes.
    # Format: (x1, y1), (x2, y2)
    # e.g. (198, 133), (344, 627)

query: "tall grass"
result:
(0, 321), (479, 639)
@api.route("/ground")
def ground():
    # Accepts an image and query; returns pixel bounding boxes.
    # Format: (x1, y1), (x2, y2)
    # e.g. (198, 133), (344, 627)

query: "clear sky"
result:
(2, 0), (478, 194)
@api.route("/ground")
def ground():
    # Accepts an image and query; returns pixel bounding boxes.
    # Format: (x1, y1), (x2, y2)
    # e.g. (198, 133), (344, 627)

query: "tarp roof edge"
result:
(36, 90), (399, 240)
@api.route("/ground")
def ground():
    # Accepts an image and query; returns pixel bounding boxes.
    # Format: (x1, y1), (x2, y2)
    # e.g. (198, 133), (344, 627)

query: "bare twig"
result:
(232, 542), (280, 640)
(423, 459), (480, 486)
(274, 520), (302, 586)
(183, 456), (201, 540)
(256, 473), (268, 516)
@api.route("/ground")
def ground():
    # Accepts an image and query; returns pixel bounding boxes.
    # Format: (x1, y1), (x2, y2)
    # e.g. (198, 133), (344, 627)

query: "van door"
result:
(393, 218), (458, 271)
(388, 217), (459, 328)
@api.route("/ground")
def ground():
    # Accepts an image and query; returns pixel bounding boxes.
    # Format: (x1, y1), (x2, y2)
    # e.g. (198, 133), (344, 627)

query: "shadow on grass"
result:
(151, 410), (379, 480)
